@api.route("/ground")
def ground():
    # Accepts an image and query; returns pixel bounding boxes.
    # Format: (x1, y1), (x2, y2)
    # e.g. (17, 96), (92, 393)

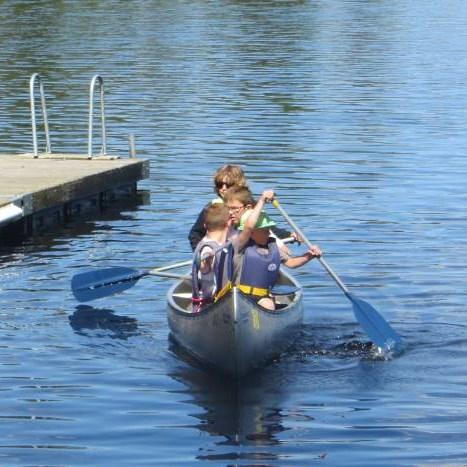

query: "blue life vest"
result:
(239, 239), (281, 291)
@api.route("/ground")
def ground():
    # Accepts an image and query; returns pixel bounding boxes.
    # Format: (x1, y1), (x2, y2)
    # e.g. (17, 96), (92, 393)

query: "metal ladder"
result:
(30, 73), (51, 158)
(29, 73), (108, 159)
(87, 74), (107, 159)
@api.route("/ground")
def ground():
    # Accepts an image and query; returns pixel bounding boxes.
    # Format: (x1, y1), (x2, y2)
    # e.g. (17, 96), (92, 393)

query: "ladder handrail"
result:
(30, 73), (52, 158)
(88, 75), (107, 159)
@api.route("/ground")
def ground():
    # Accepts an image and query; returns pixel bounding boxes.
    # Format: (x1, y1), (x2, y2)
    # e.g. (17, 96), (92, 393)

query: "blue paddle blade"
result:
(72, 267), (146, 302)
(347, 292), (403, 352)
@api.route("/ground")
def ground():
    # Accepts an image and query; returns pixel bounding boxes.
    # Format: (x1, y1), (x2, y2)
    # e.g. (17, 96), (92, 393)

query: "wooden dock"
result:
(0, 153), (149, 241)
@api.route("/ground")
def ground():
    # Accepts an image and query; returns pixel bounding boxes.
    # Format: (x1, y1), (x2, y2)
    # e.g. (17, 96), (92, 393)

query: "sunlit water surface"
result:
(1, 1), (467, 465)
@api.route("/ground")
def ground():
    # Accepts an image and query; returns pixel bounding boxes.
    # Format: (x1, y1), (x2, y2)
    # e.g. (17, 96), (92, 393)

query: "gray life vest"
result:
(192, 239), (231, 308)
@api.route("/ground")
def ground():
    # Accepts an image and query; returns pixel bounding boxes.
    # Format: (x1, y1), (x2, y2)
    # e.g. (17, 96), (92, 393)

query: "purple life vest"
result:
(239, 239), (281, 290)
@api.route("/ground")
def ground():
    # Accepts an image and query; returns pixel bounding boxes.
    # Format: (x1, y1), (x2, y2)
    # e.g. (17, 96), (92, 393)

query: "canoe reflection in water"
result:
(169, 341), (290, 451)
(69, 304), (139, 340)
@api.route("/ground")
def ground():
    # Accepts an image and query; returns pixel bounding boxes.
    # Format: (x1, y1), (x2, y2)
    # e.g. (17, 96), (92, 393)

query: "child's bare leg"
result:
(258, 297), (275, 310)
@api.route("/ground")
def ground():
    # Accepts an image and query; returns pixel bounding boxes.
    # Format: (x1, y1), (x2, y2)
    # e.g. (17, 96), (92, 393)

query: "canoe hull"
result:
(167, 272), (303, 378)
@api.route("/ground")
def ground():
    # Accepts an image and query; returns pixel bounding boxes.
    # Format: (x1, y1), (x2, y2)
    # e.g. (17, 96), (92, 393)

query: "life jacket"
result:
(238, 239), (281, 297)
(211, 242), (234, 302)
(192, 239), (230, 311)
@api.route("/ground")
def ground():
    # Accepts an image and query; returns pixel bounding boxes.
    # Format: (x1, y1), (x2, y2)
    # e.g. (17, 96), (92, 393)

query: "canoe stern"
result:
(167, 273), (304, 378)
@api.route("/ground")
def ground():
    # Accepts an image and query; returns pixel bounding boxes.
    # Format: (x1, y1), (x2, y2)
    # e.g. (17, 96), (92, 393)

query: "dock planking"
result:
(0, 153), (149, 241)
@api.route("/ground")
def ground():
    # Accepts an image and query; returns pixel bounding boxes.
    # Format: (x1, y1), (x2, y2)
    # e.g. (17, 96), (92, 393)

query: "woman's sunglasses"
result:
(216, 181), (235, 189)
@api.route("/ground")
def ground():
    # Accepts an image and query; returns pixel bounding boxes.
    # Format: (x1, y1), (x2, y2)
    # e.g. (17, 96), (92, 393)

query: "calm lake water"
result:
(1, 1), (467, 465)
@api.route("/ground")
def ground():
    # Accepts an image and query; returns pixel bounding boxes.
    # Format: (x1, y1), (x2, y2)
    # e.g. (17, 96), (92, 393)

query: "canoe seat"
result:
(171, 290), (194, 312)
(173, 292), (192, 299)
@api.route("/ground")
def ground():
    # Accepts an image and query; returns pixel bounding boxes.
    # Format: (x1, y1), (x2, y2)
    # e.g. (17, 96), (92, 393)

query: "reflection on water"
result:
(0, 190), (150, 249)
(69, 305), (139, 340)
(169, 362), (289, 463)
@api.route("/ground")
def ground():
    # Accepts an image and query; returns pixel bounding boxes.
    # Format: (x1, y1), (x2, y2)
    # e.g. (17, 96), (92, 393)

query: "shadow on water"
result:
(69, 304), (139, 340)
(292, 324), (379, 361)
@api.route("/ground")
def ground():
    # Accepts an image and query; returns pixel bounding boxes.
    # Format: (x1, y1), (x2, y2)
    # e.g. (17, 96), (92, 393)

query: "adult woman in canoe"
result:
(188, 164), (248, 250)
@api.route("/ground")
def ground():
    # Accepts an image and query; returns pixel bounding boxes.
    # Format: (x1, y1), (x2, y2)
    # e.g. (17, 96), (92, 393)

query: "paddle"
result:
(72, 261), (191, 303)
(272, 199), (403, 352)
(72, 237), (299, 303)
(72, 263), (300, 302)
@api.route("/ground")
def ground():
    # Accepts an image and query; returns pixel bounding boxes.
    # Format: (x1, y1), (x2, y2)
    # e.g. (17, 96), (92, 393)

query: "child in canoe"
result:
(223, 185), (295, 252)
(232, 206), (322, 311)
(191, 189), (275, 312)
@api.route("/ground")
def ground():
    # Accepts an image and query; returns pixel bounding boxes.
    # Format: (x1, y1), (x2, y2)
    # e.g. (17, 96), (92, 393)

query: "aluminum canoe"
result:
(166, 270), (303, 378)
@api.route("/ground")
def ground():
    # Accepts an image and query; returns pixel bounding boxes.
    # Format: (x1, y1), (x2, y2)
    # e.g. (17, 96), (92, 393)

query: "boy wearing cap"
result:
(234, 207), (322, 310)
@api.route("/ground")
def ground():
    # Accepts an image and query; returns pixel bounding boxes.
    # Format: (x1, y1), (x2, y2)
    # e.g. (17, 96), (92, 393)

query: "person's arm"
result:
(236, 190), (275, 250)
(199, 246), (215, 273)
(283, 245), (322, 269)
(188, 206), (208, 251)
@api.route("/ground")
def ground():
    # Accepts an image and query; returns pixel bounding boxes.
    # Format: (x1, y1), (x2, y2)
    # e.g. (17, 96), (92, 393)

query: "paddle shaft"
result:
(273, 200), (349, 293)
(149, 270), (191, 280)
(148, 260), (192, 279)
(150, 260), (192, 273)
